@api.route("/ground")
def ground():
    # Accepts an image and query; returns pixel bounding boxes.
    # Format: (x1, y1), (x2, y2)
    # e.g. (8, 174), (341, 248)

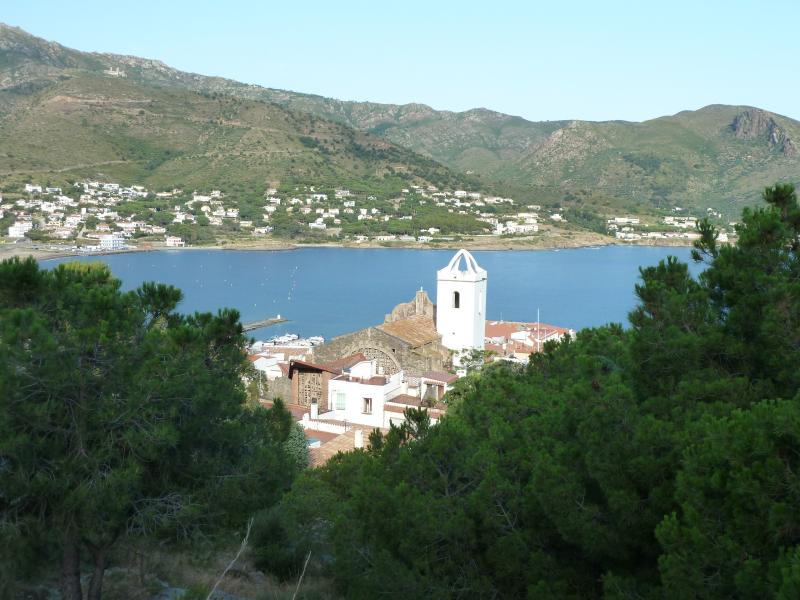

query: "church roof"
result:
(288, 352), (368, 378)
(287, 359), (339, 378)
(377, 314), (440, 348)
(321, 352), (367, 372)
(422, 370), (459, 384)
(437, 248), (487, 280)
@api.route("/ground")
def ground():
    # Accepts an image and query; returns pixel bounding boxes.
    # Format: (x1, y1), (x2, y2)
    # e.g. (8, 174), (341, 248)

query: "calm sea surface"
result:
(47, 246), (700, 340)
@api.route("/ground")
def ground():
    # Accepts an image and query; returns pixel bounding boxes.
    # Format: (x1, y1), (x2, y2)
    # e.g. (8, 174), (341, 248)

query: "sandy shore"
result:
(1, 231), (693, 263)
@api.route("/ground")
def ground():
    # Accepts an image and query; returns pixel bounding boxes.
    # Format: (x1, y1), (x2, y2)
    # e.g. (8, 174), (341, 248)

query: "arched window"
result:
(453, 291), (460, 309)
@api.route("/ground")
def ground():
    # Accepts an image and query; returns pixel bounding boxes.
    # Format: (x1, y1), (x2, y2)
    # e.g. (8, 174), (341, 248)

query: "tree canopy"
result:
(252, 184), (800, 598)
(0, 258), (302, 599)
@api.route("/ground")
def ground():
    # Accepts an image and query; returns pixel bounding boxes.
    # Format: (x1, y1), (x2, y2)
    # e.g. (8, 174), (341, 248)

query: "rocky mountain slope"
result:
(0, 24), (475, 194)
(2, 23), (799, 213)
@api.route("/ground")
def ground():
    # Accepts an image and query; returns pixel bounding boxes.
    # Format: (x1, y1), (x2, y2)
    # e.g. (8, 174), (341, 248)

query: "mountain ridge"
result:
(0, 23), (478, 196)
(1, 22), (799, 214)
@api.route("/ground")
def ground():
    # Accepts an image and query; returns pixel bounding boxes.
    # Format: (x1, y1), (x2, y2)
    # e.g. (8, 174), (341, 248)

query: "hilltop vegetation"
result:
(0, 26), (477, 198)
(0, 258), (308, 599)
(2, 24), (799, 218)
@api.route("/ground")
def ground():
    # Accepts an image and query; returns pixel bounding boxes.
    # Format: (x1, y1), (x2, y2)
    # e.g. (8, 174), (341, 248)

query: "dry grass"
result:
(94, 540), (339, 600)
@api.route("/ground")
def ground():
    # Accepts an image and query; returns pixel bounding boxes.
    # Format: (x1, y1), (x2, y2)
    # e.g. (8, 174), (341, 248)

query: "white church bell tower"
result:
(436, 249), (487, 354)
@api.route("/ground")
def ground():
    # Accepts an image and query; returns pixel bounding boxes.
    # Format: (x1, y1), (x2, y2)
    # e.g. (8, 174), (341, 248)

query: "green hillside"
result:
(0, 26), (476, 195)
(2, 23), (799, 216)
(103, 47), (800, 216)
(496, 105), (800, 215)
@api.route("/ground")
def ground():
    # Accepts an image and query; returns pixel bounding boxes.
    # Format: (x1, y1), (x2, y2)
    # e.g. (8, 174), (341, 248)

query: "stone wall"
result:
(265, 374), (291, 403)
(314, 326), (448, 375)
(384, 289), (436, 323)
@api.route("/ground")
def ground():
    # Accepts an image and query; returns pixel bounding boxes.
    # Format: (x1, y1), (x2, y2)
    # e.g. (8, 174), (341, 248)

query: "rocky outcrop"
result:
(384, 289), (435, 323)
(731, 108), (796, 156)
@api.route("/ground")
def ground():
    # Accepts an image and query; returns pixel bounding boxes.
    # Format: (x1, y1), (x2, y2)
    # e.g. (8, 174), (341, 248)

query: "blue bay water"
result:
(47, 246), (699, 340)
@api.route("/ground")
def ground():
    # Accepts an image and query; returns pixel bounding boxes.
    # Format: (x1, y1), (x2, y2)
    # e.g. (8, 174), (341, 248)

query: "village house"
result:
(99, 234), (126, 251)
(8, 221), (33, 238)
(485, 320), (575, 362)
(165, 235), (185, 247)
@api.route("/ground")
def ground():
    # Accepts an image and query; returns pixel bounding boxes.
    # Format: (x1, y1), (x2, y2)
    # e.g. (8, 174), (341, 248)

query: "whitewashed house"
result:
(8, 221), (33, 238)
(165, 235), (185, 247)
(248, 355), (285, 381)
(323, 358), (404, 429)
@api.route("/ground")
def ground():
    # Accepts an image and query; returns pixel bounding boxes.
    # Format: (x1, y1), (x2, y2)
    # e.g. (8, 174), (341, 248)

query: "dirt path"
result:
(0, 160), (133, 176)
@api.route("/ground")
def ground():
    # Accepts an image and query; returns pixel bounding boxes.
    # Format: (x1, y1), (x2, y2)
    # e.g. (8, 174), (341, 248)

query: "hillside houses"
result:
(4, 177), (661, 247)
(3, 177), (539, 246)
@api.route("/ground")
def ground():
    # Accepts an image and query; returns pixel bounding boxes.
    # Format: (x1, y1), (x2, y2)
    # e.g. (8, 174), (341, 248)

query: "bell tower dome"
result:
(435, 249), (487, 353)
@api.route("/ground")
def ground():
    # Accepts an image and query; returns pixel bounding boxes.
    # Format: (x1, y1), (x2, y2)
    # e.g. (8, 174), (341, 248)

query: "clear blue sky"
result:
(4, 0), (798, 122)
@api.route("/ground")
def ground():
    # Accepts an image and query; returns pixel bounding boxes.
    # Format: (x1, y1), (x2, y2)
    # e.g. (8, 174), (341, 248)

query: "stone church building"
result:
(312, 288), (450, 375)
(275, 249), (489, 409)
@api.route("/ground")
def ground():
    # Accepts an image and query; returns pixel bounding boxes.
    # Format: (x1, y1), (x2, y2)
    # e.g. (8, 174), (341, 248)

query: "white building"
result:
(8, 221), (33, 238)
(248, 355), (285, 381)
(99, 234), (125, 251)
(436, 249), (487, 355)
(324, 358), (404, 429)
(165, 235), (185, 247)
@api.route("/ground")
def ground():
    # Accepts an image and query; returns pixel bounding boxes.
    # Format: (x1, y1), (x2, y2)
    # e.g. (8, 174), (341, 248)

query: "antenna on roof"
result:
(537, 308), (541, 353)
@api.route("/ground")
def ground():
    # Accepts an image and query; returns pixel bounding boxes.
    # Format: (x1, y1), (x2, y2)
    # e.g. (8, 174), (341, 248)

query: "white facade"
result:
(165, 235), (185, 247)
(324, 359), (403, 428)
(99, 234), (125, 251)
(250, 356), (284, 381)
(436, 249), (487, 353)
(8, 221), (33, 238)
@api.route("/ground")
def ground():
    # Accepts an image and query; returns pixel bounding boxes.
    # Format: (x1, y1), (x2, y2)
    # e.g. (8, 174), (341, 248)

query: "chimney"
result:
(354, 429), (364, 449)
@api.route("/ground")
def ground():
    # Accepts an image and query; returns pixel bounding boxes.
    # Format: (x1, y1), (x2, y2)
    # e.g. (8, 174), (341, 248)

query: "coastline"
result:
(2, 233), (694, 263)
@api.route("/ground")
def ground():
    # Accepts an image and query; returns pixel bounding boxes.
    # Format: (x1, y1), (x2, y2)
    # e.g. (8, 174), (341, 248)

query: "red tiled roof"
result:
(332, 373), (388, 386)
(321, 352), (367, 372)
(288, 359), (338, 379)
(303, 429), (340, 443)
(422, 370), (458, 384)
(485, 321), (574, 357)
(255, 347), (310, 361)
(390, 393), (424, 405)
(485, 320), (572, 340)
(377, 315), (440, 347)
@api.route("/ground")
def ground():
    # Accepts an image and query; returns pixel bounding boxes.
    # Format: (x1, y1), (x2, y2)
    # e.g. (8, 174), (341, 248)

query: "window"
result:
(453, 291), (460, 308)
(362, 397), (372, 414)
(335, 392), (346, 410)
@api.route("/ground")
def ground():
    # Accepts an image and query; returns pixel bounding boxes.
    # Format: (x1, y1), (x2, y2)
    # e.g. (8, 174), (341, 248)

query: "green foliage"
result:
(0, 258), (299, 598)
(622, 152), (663, 173)
(255, 184), (800, 598)
(284, 422), (310, 473)
(250, 508), (309, 582)
(0, 69), (480, 203)
(657, 399), (800, 598)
